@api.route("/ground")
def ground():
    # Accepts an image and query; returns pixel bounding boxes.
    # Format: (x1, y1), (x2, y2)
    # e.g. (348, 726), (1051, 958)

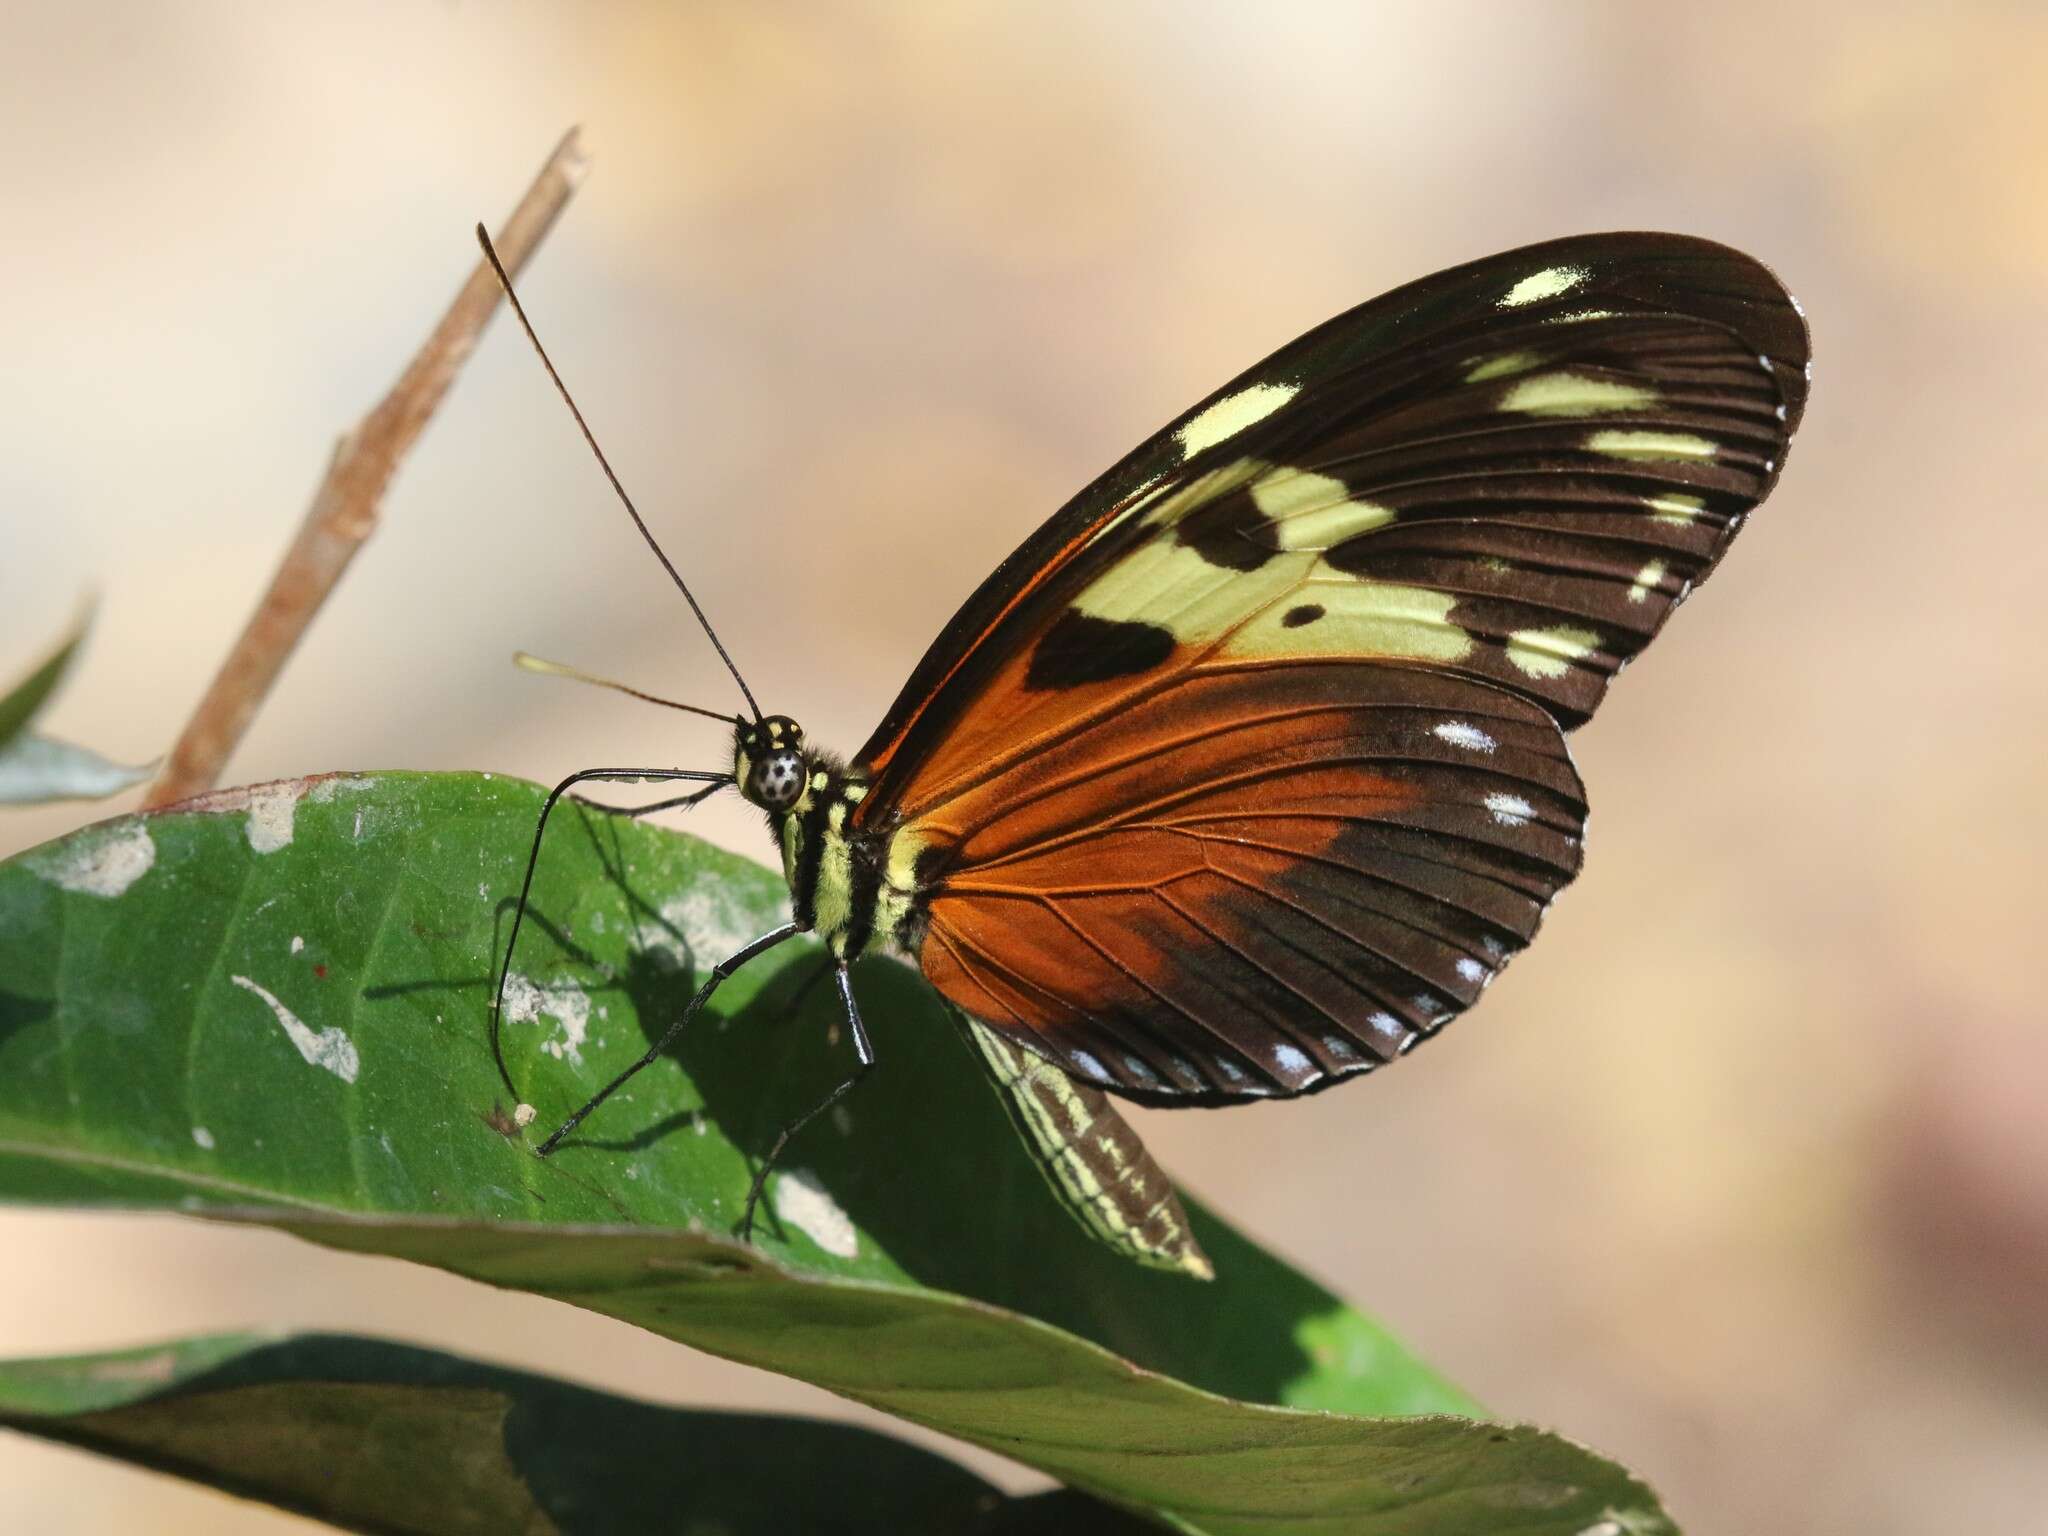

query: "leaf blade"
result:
(0, 1332), (1143, 1535)
(0, 607), (91, 752)
(0, 773), (1675, 1534)
(0, 734), (155, 804)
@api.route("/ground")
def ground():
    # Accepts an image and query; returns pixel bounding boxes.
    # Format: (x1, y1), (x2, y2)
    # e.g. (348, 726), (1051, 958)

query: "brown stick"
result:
(144, 128), (590, 809)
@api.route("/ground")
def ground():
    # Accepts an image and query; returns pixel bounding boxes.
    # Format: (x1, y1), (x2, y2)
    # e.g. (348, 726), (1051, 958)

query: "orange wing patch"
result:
(909, 663), (1585, 1101)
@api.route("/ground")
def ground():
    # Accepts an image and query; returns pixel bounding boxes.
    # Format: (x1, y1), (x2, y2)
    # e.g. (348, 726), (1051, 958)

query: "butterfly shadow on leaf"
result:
(670, 947), (1356, 1412)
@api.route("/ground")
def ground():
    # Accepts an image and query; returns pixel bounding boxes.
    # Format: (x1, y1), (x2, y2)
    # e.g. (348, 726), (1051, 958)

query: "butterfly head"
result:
(734, 715), (810, 813)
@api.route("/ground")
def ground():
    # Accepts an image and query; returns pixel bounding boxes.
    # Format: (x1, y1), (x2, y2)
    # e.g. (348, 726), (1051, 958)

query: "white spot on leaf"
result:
(244, 783), (301, 853)
(230, 974), (360, 1083)
(306, 775), (375, 804)
(290, 935), (304, 955)
(191, 1126), (215, 1150)
(85, 1351), (181, 1385)
(513, 1103), (537, 1128)
(774, 1168), (859, 1259)
(638, 885), (759, 972)
(501, 973), (591, 1065)
(32, 821), (156, 898)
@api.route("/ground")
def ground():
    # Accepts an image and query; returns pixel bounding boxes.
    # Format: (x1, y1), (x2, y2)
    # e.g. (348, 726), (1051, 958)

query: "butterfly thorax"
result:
(734, 715), (923, 962)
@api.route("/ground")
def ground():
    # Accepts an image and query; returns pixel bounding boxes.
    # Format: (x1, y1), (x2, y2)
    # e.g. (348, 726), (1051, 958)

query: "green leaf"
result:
(0, 734), (155, 805)
(0, 773), (1675, 1534)
(0, 607), (91, 752)
(0, 1332), (1146, 1534)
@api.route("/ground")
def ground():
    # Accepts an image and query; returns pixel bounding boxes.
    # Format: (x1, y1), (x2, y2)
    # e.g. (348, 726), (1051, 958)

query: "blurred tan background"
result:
(3, 2), (2045, 1531)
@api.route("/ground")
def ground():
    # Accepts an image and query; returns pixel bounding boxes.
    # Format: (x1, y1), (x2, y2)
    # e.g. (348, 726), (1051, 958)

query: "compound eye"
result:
(752, 750), (805, 809)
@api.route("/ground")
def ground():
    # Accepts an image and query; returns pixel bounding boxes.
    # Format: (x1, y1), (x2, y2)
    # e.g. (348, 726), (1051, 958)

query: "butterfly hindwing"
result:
(957, 1009), (1212, 1276)
(915, 664), (1585, 1099)
(854, 232), (1807, 1103)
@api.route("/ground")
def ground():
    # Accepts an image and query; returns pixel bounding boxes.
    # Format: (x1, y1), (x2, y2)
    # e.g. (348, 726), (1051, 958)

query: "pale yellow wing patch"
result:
(1505, 625), (1605, 681)
(1077, 457), (1470, 666)
(1175, 381), (1300, 458)
(1221, 580), (1472, 664)
(1501, 372), (1660, 417)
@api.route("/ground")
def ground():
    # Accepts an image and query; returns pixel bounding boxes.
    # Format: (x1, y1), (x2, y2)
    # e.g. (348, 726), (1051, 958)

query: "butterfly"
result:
(482, 229), (1809, 1280)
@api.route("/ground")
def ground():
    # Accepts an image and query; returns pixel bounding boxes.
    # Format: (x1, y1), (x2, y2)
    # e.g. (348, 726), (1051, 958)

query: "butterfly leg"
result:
(739, 963), (875, 1244)
(564, 781), (729, 820)
(536, 921), (804, 1155)
(491, 767), (729, 1082)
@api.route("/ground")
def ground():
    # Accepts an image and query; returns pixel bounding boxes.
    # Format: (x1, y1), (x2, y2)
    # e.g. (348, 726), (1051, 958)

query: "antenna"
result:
(475, 223), (763, 722)
(514, 651), (740, 727)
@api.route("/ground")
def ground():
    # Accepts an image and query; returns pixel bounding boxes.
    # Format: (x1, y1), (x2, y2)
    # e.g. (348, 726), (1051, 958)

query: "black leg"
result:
(490, 767), (729, 1091)
(740, 964), (876, 1243)
(537, 921), (804, 1155)
(569, 781), (728, 820)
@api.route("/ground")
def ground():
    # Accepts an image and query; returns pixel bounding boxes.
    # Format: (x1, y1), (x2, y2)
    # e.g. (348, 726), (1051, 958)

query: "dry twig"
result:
(145, 128), (589, 808)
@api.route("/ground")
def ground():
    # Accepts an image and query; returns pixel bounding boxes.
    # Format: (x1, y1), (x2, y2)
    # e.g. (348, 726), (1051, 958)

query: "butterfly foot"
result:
(737, 1163), (776, 1245)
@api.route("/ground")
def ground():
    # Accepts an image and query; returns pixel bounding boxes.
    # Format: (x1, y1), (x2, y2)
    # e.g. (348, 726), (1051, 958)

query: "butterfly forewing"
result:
(855, 232), (1807, 1105)
(857, 233), (1806, 820)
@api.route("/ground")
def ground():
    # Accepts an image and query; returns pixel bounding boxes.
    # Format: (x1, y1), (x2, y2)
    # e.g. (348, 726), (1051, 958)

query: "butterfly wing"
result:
(857, 233), (1807, 1101)
(956, 1009), (1211, 1276)
(918, 662), (1585, 1099)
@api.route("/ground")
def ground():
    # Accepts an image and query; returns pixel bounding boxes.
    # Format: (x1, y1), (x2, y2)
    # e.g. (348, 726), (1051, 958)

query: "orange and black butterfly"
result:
(484, 230), (1809, 1280)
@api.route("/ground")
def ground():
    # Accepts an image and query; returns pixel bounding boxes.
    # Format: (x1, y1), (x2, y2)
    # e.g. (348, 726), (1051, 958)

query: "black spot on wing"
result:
(1282, 603), (1324, 628)
(1173, 485), (1282, 570)
(1024, 608), (1176, 690)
